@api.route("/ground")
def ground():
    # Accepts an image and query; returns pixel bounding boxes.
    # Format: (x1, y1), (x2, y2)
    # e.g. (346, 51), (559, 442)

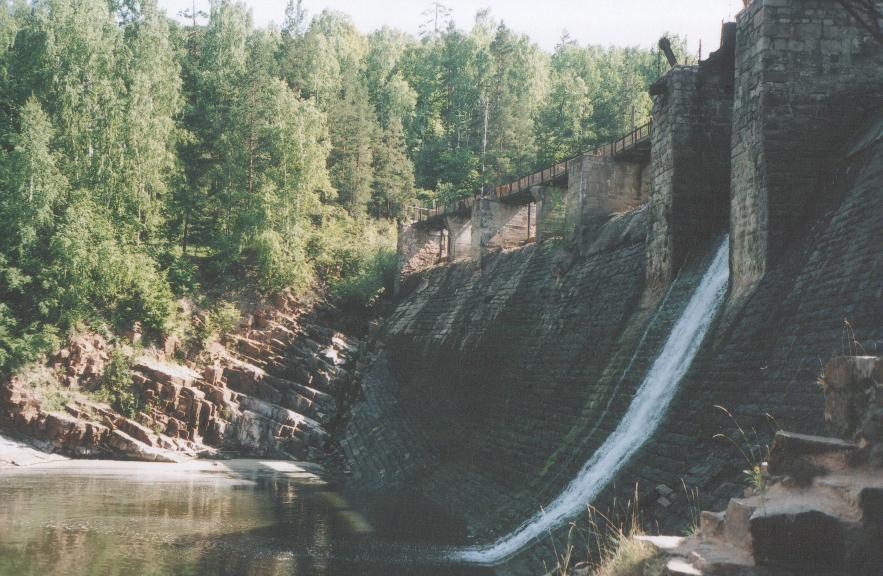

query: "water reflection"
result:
(0, 463), (490, 576)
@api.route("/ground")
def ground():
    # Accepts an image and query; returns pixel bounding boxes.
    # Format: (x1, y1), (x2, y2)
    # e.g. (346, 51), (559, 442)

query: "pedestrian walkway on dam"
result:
(397, 119), (655, 281)
(408, 120), (653, 229)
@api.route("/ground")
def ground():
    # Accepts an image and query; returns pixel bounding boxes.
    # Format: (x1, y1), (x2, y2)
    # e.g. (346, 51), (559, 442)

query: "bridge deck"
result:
(411, 120), (652, 228)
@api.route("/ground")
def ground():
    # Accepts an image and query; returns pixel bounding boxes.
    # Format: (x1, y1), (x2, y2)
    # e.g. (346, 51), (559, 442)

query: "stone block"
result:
(859, 486), (883, 524)
(821, 356), (882, 441)
(749, 508), (846, 570)
(700, 510), (726, 540)
(768, 430), (859, 481)
(723, 499), (755, 550)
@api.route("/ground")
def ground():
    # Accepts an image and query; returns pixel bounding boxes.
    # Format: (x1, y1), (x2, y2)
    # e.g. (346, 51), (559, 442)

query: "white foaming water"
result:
(456, 236), (730, 566)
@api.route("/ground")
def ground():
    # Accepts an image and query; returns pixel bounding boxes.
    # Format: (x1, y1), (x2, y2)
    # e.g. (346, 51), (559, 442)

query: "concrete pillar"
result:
(444, 213), (474, 262)
(530, 184), (568, 242)
(566, 155), (648, 235)
(395, 222), (445, 295)
(471, 198), (531, 261)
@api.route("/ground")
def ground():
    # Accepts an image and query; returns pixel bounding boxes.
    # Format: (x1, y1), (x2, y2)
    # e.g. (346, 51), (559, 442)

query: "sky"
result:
(157, 0), (745, 54)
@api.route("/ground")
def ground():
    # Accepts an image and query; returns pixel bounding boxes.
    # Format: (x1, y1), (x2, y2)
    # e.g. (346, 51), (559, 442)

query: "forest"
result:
(0, 0), (683, 374)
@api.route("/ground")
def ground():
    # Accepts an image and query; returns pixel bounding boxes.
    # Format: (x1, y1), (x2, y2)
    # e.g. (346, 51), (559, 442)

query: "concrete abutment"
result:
(444, 213), (473, 262)
(729, 0), (883, 298)
(645, 24), (735, 295)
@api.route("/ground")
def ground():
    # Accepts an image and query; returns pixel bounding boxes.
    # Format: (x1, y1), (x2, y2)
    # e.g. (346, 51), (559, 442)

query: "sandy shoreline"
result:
(0, 431), (324, 482)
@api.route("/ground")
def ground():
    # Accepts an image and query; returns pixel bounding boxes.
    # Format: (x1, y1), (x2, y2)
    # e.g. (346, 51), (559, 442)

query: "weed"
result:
(841, 319), (866, 357)
(41, 387), (70, 412)
(189, 300), (241, 350)
(545, 486), (660, 576)
(713, 405), (780, 511)
(681, 479), (701, 536)
(16, 363), (71, 412)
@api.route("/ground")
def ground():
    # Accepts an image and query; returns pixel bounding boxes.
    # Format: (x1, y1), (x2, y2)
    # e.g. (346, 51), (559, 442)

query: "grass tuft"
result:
(713, 405), (780, 510)
(545, 486), (661, 576)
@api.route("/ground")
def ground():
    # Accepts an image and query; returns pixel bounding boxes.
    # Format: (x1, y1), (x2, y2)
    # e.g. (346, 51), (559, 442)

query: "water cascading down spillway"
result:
(456, 236), (731, 566)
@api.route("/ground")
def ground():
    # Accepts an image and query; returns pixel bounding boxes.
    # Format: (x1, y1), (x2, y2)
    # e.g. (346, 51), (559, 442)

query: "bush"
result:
(15, 363), (70, 412)
(164, 255), (200, 296)
(208, 301), (240, 337)
(117, 253), (177, 337)
(331, 248), (397, 312)
(0, 303), (60, 375)
(307, 207), (397, 312)
(190, 300), (241, 349)
(249, 229), (312, 294)
(92, 348), (140, 418)
(42, 199), (176, 336)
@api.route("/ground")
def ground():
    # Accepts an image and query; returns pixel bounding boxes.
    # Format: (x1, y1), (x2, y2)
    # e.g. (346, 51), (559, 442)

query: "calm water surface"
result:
(0, 460), (491, 576)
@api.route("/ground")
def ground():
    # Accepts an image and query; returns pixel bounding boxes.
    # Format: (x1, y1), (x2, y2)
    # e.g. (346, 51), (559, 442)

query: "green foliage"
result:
(0, 0), (671, 373)
(43, 198), (175, 336)
(308, 210), (397, 312)
(190, 300), (240, 348)
(40, 386), (69, 412)
(16, 363), (70, 412)
(249, 229), (311, 294)
(93, 348), (139, 419)
(0, 302), (60, 374)
(331, 249), (397, 312)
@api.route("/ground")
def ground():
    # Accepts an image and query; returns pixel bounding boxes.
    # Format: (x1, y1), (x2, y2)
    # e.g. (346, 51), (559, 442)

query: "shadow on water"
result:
(0, 460), (492, 576)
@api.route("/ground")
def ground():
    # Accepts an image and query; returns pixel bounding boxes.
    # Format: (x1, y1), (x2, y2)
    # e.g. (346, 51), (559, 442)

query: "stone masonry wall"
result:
(347, 128), (883, 576)
(471, 198), (532, 259)
(532, 185), (568, 242)
(445, 213), (473, 262)
(344, 217), (707, 560)
(365, 4), (882, 572)
(646, 35), (734, 295)
(566, 155), (648, 237)
(730, 0), (883, 298)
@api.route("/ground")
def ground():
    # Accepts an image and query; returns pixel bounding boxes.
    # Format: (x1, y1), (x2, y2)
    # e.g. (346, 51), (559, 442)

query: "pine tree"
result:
(329, 74), (377, 214)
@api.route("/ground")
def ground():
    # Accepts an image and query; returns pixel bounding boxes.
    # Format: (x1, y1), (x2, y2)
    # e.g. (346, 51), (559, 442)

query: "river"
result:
(0, 458), (490, 576)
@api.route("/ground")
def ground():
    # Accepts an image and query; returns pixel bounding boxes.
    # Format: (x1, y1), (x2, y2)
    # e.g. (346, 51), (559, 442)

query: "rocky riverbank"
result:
(0, 293), (364, 465)
(644, 356), (883, 576)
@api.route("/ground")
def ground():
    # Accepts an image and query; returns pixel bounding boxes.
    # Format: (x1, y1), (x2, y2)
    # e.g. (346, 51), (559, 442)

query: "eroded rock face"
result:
(821, 356), (883, 459)
(0, 296), (361, 463)
(51, 333), (110, 389)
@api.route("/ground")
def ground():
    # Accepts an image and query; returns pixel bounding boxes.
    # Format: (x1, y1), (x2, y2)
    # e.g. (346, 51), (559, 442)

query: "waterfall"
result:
(456, 236), (730, 566)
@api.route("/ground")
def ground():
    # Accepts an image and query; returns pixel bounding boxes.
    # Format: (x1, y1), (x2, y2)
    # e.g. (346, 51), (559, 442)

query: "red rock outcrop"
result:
(0, 294), (360, 463)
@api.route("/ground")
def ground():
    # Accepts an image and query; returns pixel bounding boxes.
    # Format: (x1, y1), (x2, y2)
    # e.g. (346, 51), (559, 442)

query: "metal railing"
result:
(410, 196), (475, 224)
(408, 120), (652, 224)
(587, 120), (653, 158)
(491, 161), (568, 199)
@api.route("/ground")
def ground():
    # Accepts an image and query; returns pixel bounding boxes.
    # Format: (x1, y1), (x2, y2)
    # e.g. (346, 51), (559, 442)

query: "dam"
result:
(342, 1), (883, 573)
(0, 1), (881, 575)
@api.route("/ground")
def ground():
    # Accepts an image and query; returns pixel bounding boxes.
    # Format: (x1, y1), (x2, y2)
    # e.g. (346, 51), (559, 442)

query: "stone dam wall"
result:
(344, 122), (883, 576)
(344, 1), (883, 573)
